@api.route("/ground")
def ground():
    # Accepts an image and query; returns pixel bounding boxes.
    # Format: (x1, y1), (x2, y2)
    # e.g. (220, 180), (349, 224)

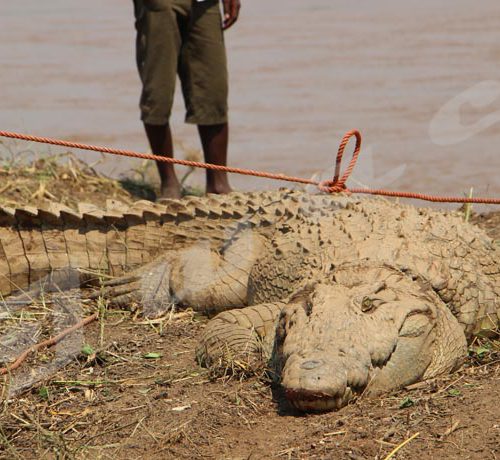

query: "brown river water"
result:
(1, 0), (499, 209)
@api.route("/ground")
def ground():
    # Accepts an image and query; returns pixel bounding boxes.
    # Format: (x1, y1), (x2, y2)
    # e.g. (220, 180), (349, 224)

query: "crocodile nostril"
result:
(301, 360), (323, 370)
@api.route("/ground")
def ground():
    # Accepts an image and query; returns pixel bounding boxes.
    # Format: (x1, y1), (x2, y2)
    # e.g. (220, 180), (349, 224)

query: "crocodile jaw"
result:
(285, 387), (353, 412)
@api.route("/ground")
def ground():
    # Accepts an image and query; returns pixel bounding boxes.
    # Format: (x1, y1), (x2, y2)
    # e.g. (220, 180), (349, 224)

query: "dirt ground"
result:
(0, 159), (499, 459)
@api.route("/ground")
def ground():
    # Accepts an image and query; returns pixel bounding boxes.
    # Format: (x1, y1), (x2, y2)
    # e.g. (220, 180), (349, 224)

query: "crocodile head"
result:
(272, 263), (467, 412)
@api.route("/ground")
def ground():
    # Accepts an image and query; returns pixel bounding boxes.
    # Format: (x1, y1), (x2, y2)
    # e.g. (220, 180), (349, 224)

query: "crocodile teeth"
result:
(291, 398), (343, 412)
(288, 387), (353, 412)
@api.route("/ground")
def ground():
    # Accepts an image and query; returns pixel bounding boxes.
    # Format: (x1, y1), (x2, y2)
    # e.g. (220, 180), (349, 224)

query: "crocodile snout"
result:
(280, 352), (362, 412)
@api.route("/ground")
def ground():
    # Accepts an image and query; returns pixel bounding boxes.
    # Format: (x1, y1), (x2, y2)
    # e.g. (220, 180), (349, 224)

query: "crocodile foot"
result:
(89, 258), (173, 318)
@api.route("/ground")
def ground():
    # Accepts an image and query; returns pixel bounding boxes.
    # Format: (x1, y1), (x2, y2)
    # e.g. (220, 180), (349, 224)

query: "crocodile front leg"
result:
(196, 302), (283, 374)
(95, 230), (268, 317)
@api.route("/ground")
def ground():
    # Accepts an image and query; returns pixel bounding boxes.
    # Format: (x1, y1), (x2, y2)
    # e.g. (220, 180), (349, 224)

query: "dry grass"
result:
(0, 147), (134, 210)
(0, 137), (205, 210)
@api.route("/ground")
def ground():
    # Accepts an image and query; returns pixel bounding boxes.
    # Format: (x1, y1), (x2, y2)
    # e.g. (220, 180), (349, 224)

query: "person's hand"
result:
(222, 0), (240, 30)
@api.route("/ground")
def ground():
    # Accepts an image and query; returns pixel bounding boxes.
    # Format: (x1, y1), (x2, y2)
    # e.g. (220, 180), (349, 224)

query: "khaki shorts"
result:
(134, 0), (228, 125)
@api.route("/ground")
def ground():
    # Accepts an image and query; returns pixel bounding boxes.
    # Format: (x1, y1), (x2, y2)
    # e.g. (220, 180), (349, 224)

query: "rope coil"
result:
(0, 129), (498, 204)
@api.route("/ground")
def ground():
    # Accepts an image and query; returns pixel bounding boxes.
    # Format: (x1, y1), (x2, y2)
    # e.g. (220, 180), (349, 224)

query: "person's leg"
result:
(198, 123), (232, 194)
(180, 1), (231, 194)
(144, 123), (181, 199)
(135, 1), (183, 199)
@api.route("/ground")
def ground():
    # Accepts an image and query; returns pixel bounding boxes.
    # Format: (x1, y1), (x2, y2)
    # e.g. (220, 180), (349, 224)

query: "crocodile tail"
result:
(0, 204), (89, 297)
(0, 190), (314, 298)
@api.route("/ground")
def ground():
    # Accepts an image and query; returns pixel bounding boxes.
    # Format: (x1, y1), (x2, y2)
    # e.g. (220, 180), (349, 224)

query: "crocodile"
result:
(0, 190), (498, 412)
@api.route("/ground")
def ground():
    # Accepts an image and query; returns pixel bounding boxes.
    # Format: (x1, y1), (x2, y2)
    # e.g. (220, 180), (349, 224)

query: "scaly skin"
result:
(1, 191), (498, 412)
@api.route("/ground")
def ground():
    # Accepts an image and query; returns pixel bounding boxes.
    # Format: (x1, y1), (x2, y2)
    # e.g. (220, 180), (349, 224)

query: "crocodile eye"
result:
(361, 297), (374, 312)
(361, 297), (384, 312)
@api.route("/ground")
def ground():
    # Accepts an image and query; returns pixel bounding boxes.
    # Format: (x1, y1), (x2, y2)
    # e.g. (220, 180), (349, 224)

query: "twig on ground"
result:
(383, 432), (420, 460)
(0, 312), (98, 376)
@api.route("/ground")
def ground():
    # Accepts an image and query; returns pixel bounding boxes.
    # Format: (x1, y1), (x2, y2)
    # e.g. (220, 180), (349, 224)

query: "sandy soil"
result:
(0, 163), (499, 460)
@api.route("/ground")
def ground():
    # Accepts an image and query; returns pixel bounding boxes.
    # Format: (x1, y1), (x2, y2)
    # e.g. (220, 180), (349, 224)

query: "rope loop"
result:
(318, 129), (362, 194)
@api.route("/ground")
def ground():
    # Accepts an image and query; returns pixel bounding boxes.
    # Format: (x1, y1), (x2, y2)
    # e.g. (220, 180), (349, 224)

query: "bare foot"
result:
(206, 182), (233, 195)
(159, 181), (182, 200)
(206, 171), (232, 194)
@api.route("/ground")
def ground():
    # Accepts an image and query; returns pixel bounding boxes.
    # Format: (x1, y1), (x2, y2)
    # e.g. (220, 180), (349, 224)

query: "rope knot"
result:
(318, 180), (347, 194)
(318, 129), (361, 194)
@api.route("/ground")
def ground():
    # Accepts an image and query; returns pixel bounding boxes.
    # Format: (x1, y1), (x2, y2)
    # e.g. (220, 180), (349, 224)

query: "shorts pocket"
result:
(143, 0), (170, 11)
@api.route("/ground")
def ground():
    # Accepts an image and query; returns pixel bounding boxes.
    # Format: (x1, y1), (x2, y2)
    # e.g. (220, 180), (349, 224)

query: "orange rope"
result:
(0, 129), (499, 204)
